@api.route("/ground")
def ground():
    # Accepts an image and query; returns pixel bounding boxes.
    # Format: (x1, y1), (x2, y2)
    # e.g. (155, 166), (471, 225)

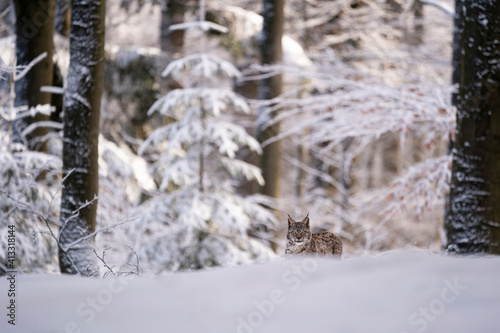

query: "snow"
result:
(2, 251), (499, 333)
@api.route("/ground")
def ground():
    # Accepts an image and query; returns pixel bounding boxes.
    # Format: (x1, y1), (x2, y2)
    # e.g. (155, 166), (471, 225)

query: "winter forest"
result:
(0, 0), (500, 331)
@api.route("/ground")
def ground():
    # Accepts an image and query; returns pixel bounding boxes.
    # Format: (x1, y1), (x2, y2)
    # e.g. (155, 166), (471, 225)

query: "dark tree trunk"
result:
(13, 0), (55, 150)
(55, 0), (70, 37)
(386, 0), (403, 15)
(58, 0), (105, 275)
(160, 0), (185, 55)
(445, 0), (500, 254)
(411, 0), (424, 45)
(450, 0), (462, 108)
(257, 0), (284, 200)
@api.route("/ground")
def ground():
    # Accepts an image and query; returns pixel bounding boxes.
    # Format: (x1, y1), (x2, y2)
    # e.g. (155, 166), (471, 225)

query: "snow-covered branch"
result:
(419, 0), (454, 17)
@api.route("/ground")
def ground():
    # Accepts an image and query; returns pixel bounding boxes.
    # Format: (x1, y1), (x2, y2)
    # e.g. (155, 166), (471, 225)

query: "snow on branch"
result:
(169, 20), (229, 34)
(21, 121), (63, 138)
(40, 86), (66, 95)
(132, 1), (277, 271)
(254, 64), (455, 151)
(146, 88), (250, 117)
(162, 53), (241, 79)
(61, 217), (135, 253)
(0, 104), (54, 122)
(354, 155), (452, 234)
(14, 52), (48, 81)
(419, 0), (454, 17)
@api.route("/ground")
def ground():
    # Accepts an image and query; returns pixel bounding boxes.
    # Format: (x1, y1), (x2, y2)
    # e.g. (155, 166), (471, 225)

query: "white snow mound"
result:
(2, 251), (499, 333)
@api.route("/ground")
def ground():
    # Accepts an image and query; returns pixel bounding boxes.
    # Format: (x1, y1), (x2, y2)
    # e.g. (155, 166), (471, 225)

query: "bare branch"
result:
(61, 217), (135, 252)
(94, 248), (117, 277)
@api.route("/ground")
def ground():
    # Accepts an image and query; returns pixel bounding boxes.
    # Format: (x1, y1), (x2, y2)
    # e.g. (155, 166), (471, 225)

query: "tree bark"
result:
(160, 0), (185, 55)
(257, 0), (284, 200)
(58, 0), (105, 275)
(445, 0), (500, 254)
(55, 0), (70, 37)
(13, 0), (55, 150)
(411, 0), (424, 46)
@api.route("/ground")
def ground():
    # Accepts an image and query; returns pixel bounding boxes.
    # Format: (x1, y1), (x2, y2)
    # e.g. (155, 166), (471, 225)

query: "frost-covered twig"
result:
(124, 245), (140, 276)
(14, 52), (48, 81)
(94, 248), (117, 278)
(61, 217), (134, 252)
(21, 120), (63, 138)
(379, 155), (452, 222)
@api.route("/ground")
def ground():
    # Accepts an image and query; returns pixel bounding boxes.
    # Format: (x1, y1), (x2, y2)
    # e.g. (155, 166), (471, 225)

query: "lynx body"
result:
(285, 214), (342, 256)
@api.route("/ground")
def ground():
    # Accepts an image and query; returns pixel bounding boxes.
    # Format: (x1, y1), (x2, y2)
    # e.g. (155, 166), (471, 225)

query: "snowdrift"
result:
(2, 251), (499, 333)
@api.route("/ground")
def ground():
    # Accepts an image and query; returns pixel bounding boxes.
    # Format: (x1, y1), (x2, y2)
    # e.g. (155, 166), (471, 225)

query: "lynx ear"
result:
(287, 214), (295, 226)
(302, 214), (310, 227)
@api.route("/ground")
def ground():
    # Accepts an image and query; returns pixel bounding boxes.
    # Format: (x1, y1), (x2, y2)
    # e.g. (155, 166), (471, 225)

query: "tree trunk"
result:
(160, 0), (185, 55)
(413, 0), (424, 45)
(58, 0), (105, 275)
(408, 0), (424, 46)
(55, 0), (70, 37)
(13, 0), (55, 150)
(450, 0), (462, 108)
(445, 0), (500, 254)
(257, 0), (284, 200)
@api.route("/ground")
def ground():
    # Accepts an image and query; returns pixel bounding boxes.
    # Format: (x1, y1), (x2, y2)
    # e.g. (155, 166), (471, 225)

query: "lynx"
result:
(285, 214), (342, 256)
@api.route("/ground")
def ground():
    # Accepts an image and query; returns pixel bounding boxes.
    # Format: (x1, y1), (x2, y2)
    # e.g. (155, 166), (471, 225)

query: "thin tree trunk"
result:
(257, 0), (284, 200)
(55, 0), (70, 37)
(412, 0), (424, 45)
(450, 0), (462, 109)
(13, 0), (55, 150)
(160, 0), (185, 55)
(58, 0), (105, 275)
(445, 0), (500, 254)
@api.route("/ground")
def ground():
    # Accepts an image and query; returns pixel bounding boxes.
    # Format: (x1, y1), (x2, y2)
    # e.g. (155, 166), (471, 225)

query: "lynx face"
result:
(287, 215), (312, 247)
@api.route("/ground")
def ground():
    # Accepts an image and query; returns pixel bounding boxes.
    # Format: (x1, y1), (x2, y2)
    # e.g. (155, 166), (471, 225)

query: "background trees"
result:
(12, 0), (55, 150)
(257, 0), (284, 201)
(445, 0), (500, 254)
(127, 3), (277, 272)
(2, 0), (500, 276)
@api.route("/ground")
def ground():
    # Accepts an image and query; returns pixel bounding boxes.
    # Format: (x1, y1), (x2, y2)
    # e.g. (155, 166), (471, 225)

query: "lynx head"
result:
(287, 214), (312, 247)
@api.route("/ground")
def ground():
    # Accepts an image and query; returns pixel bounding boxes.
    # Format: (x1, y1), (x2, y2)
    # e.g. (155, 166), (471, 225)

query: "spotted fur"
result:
(285, 214), (342, 256)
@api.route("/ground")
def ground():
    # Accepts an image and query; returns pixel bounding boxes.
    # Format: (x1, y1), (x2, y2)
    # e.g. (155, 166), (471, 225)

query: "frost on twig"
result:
(0, 52), (47, 81)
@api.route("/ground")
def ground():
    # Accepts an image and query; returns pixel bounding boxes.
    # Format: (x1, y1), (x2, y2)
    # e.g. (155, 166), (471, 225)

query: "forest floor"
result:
(2, 251), (499, 333)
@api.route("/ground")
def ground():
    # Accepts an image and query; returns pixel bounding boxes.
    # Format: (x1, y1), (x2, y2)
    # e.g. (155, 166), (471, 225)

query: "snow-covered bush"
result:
(0, 148), (62, 274)
(0, 61), (61, 274)
(127, 16), (277, 273)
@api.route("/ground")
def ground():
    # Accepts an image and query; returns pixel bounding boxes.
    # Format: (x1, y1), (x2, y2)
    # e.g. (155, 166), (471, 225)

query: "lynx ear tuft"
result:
(302, 214), (310, 227)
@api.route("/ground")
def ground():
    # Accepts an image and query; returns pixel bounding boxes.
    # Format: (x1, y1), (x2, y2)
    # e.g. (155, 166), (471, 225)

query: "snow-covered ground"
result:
(2, 251), (499, 333)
